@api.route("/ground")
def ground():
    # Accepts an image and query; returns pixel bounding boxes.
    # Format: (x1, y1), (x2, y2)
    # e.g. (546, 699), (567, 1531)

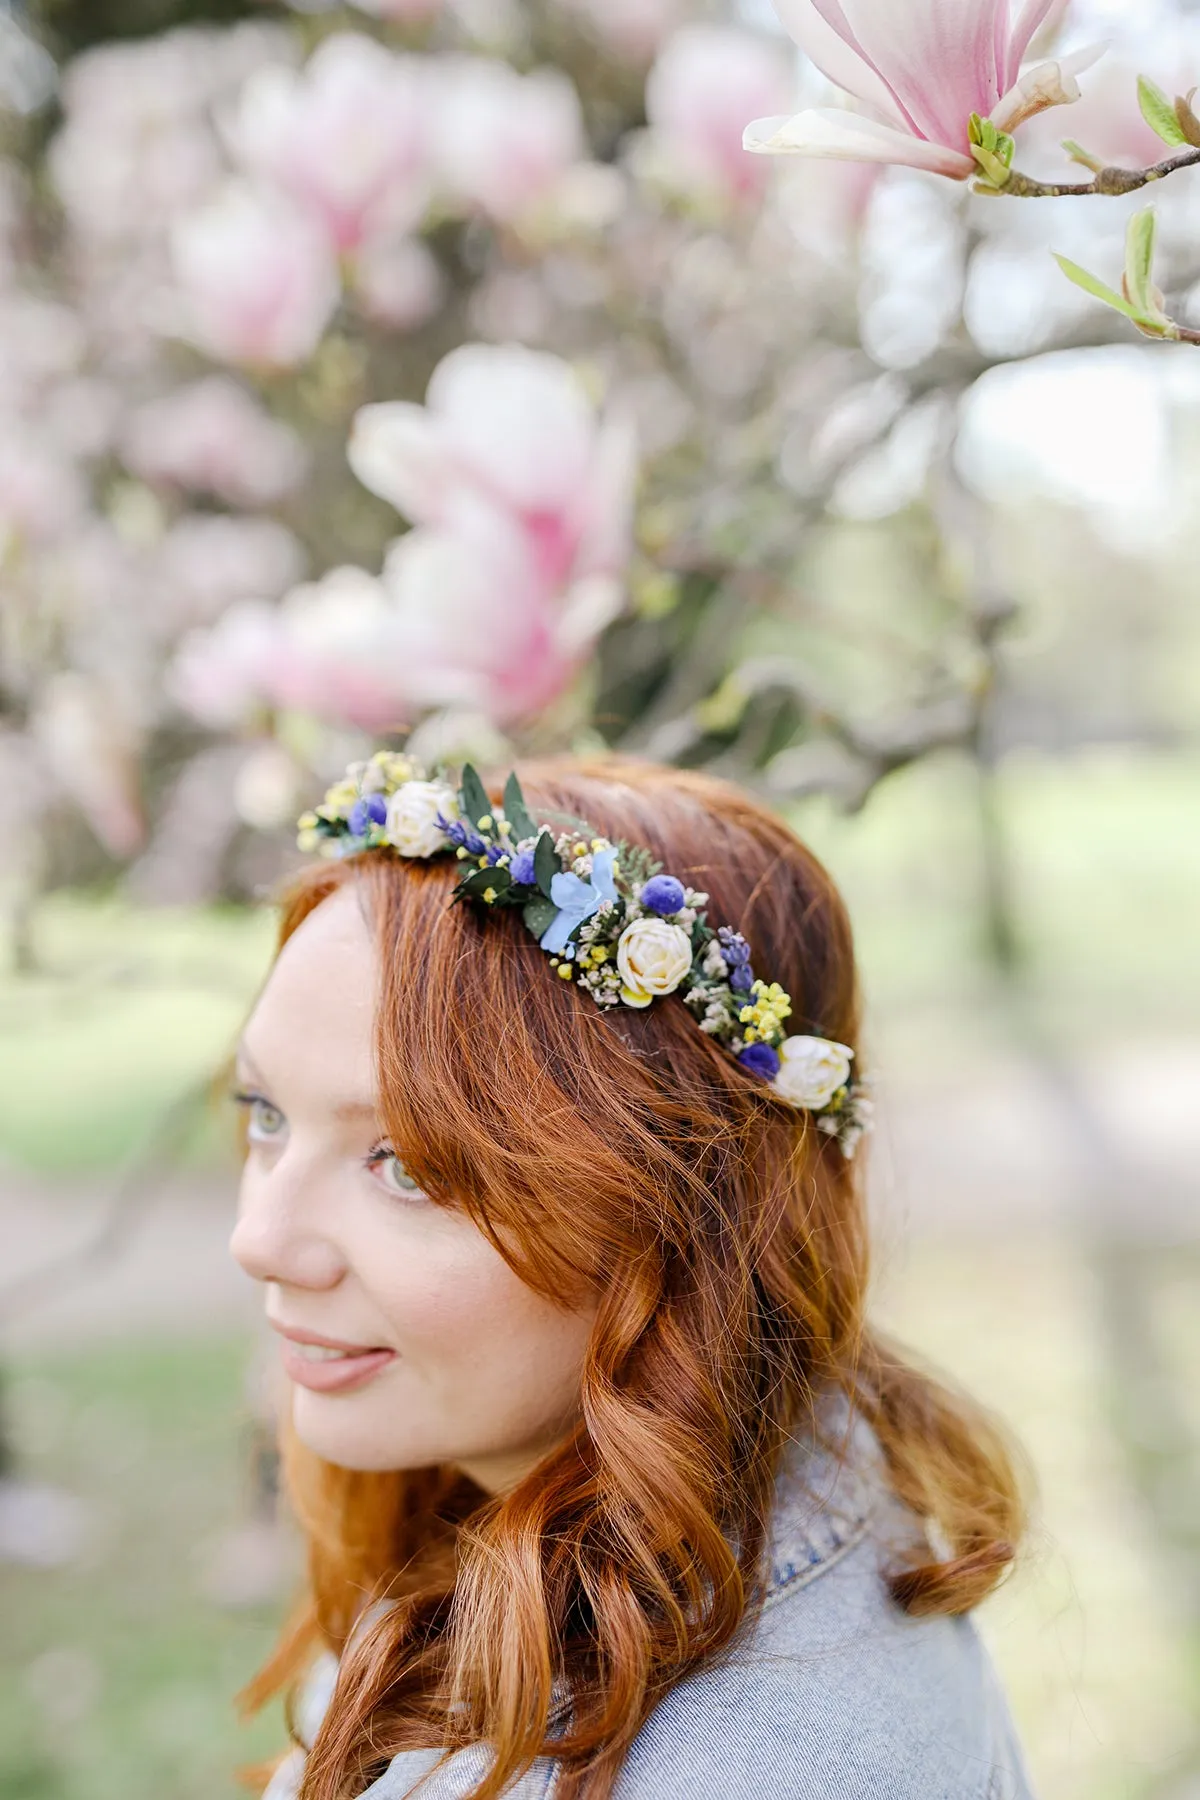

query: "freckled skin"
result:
(229, 885), (597, 1494)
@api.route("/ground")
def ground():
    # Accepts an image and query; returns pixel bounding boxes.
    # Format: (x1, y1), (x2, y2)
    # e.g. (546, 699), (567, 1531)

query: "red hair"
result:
(237, 755), (1029, 1800)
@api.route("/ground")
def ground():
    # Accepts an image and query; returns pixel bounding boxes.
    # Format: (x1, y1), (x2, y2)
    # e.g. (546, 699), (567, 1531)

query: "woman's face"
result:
(229, 883), (598, 1491)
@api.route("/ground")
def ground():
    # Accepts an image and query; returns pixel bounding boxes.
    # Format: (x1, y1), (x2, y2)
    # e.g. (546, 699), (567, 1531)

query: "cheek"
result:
(366, 1217), (596, 1433)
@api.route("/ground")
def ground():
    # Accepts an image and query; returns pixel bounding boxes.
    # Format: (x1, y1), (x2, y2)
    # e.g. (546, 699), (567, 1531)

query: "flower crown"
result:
(297, 751), (873, 1158)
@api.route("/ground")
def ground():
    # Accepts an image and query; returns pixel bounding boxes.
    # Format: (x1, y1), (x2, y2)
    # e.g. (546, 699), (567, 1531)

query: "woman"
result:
(229, 751), (1037, 1800)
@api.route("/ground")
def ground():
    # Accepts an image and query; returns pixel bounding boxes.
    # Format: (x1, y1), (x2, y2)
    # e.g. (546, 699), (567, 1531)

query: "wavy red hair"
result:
(237, 755), (1030, 1800)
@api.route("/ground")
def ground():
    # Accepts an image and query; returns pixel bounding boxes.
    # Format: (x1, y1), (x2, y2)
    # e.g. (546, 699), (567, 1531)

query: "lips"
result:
(269, 1321), (397, 1394)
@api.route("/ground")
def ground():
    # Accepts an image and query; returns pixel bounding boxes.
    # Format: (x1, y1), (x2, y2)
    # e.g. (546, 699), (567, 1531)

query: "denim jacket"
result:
(266, 1404), (1037, 1800)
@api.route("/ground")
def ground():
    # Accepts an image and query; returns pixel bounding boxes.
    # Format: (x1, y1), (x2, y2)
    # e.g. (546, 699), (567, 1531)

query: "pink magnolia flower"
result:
(348, 343), (638, 725)
(34, 672), (146, 859)
(121, 377), (308, 507)
(644, 26), (794, 203)
(744, 0), (1105, 179)
(349, 343), (636, 599)
(559, 0), (683, 64)
(170, 181), (341, 369)
(432, 60), (586, 224)
(169, 599), (283, 729)
(269, 568), (412, 730)
(226, 34), (429, 254)
(376, 527), (622, 724)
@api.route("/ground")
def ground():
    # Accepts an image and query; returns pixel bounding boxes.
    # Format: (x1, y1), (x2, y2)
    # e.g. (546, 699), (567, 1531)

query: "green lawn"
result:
(0, 1335), (287, 1800)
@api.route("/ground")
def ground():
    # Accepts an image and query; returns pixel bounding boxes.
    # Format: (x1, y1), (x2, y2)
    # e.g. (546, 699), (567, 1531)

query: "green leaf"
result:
(458, 764), (492, 834)
(534, 830), (560, 900)
(523, 896), (558, 940)
(459, 866), (513, 901)
(971, 142), (1012, 187)
(1053, 254), (1144, 321)
(1138, 74), (1189, 147)
(502, 771), (537, 845)
(1124, 208), (1159, 317)
(1061, 138), (1107, 173)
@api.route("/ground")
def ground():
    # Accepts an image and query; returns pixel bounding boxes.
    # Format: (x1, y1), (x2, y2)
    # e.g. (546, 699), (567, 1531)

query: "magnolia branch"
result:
(979, 144), (1200, 199)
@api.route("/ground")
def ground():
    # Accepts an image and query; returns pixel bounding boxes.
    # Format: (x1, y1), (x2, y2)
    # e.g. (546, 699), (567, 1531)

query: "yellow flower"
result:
(483, 887), (497, 903)
(478, 814), (494, 830)
(558, 963), (575, 981)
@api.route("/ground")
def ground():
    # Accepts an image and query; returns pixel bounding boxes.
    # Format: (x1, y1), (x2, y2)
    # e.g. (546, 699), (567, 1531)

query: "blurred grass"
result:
(0, 1335), (287, 1800)
(2, 745), (1196, 1175)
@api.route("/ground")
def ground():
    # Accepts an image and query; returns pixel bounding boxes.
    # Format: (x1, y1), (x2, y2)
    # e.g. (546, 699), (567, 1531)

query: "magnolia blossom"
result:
(169, 599), (283, 728)
(269, 567), (411, 730)
(121, 377), (308, 507)
(432, 60), (586, 224)
(348, 344), (636, 725)
(226, 35), (429, 254)
(170, 181), (341, 368)
(744, 0), (1105, 179)
(644, 26), (793, 203)
(34, 672), (146, 858)
(559, 0), (683, 63)
(350, 344), (635, 595)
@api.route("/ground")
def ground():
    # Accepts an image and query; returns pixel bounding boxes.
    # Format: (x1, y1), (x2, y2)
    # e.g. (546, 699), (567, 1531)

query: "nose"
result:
(229, 1152), (345, 1292)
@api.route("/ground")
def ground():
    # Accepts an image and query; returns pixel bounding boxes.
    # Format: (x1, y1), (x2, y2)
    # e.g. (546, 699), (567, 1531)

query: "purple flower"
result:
(729, 963), (755, 993)
(738, 1042), (781, 1081)
(349, 794), (388, 836)
(719, 927), (752, 966)
(486, 843), (509, 866)
(641, 874), (686, 917)
(510, 848), (537, 885)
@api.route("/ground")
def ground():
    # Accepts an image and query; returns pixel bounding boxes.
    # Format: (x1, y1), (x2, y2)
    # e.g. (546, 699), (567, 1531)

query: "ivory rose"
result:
(773, 1036), (854, 1110)
(385, 780), (457, 858)
(617, 918), (694, 1008)
(743, 0), (1105, 179)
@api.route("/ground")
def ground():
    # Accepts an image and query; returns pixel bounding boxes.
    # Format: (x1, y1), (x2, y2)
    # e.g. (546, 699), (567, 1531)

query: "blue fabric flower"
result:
(349, 794), (388, 836)
(510, 848), (537, 886)
(540, 847), (619, 958)
(640, 874), (686, 917)
(738, 1042), (781, 1080)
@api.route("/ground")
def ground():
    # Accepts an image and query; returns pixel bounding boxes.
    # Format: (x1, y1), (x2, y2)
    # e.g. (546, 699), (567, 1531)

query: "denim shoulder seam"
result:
(761, 1506), (875, 1609)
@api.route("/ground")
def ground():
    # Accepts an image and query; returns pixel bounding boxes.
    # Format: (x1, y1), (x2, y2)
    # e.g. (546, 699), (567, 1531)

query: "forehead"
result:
(240, 884), (379, 1100)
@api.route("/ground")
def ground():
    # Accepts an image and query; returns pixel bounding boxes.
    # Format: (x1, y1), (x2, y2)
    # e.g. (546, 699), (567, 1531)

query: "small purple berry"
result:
(738, 1042), (781, 1080)
(511, 849), (537, 885)
(641, 875), (686, 917)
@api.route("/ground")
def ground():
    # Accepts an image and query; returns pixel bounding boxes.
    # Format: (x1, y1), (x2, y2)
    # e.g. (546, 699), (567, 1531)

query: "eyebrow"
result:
(234, 1043), (378, 1123)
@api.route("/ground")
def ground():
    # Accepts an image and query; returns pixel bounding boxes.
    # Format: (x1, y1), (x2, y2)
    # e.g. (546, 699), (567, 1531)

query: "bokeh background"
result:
(1, 0), (1198, 1795)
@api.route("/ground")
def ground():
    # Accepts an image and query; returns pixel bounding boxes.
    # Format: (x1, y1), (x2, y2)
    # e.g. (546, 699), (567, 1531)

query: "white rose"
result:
(385, 780), (457, 858)
(773, 1036), (854, 1111)
(616, 918), (694, 1009)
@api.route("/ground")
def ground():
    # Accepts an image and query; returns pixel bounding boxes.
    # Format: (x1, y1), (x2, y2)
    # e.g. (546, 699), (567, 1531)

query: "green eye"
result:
(369, 1149), (423, 1197)
(248, 1098), (286, 1141)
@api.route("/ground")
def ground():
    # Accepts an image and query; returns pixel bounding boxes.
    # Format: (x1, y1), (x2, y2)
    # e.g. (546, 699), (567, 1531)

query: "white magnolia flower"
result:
(617, 918), (694, 1009)
(773, 1035), (854, 1111)
(385, 780), (457, 858)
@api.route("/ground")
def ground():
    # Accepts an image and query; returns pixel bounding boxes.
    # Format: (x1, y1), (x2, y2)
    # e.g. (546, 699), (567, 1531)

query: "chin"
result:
(290, 1388), (435, 1472)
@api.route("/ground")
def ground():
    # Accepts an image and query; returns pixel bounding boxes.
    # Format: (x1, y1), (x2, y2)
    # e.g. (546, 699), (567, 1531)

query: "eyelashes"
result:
(231, 1088), (425, 1199)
